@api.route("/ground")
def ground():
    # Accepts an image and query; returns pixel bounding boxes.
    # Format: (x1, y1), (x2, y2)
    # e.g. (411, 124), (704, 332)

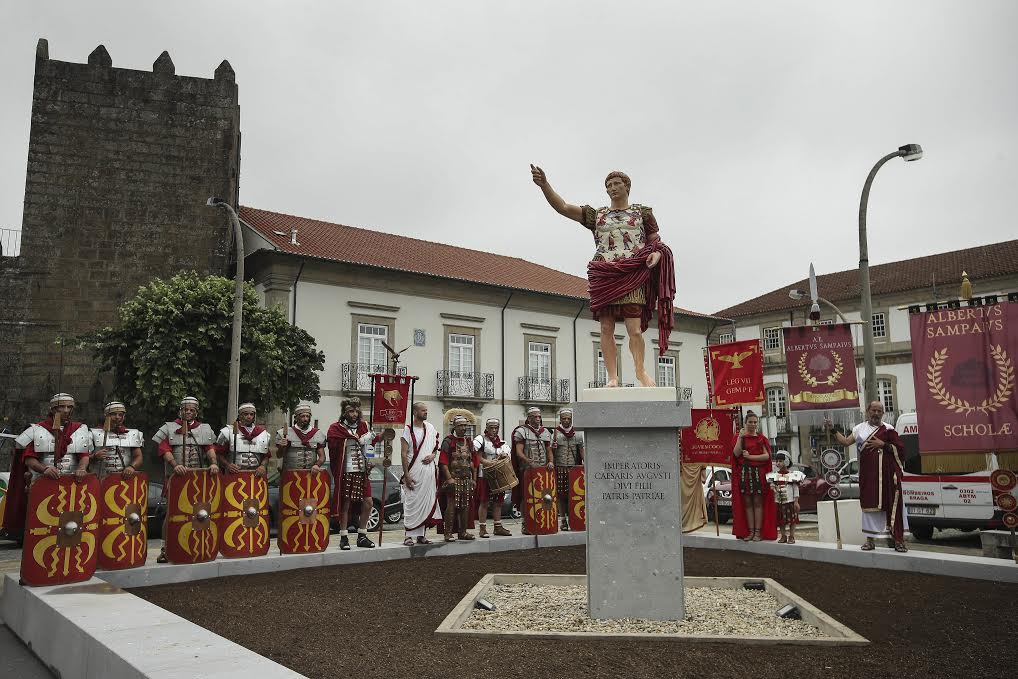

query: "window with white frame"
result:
(766, 386), (787, 418)
(877, 378), (895, 414)
(871, 312), (887, 338)
(528, 342), (551, 381)
(718, 332), (735, 345)
(763, 327), (782, 351)
(657, 356), (676, 387)
(357, 323), (388, 367)
(448, 333), (476, 396)
(596, 350), (608, 384)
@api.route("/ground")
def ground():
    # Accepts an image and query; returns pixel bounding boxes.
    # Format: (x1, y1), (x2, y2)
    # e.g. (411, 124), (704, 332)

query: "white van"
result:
(897, 412), (1002, 539)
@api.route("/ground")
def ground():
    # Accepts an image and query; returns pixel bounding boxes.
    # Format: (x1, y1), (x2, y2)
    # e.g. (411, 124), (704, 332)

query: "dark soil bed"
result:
(131, 546), (1018, 679)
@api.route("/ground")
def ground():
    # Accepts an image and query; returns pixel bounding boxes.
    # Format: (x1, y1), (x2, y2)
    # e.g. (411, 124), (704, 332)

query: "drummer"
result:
(473, 418), (512, 538)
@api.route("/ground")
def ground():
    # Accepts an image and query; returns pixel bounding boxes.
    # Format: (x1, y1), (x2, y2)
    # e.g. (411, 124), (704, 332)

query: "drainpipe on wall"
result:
(500, 292), (514, 428)
(572, 302), (585, 401)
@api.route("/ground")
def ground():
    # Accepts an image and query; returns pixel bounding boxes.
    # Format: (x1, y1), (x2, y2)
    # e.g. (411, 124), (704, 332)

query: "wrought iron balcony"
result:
(436, 370), (495, 401)
(518, 376), (570, 403)
(341, 363), (406, 393)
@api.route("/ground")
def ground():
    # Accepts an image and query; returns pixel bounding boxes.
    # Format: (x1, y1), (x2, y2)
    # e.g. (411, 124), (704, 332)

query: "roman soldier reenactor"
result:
(511, 406), (553, 520)
(275, 403), (326, 471)
(551, 407), (584, 531)
(152, 396), (219, 563)
(90, 401), (143, 479)
(439, 415), (478, 542)
(326, 398), (380, 550)
(216, 403), (270, 477)
(473, 417), (512, 538)
(2, 393), (93, 540)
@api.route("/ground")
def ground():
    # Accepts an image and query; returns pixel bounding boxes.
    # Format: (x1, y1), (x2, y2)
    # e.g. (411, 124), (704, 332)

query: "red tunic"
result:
(858, 424), (907, 542)
(731, 435), (778, 540)
(326, 420), (378, 517)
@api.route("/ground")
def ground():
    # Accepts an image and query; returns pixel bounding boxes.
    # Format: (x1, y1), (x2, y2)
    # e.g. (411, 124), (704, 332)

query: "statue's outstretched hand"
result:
(530, 164), (548, 188)
(646, 251), (661, 269)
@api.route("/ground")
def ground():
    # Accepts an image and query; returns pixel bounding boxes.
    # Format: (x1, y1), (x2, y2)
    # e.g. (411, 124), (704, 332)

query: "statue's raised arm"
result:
(531, 164), (583, 223)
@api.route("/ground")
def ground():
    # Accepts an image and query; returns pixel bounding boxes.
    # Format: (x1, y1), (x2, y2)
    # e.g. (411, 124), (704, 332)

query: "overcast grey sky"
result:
(2, 1), (1016, 314)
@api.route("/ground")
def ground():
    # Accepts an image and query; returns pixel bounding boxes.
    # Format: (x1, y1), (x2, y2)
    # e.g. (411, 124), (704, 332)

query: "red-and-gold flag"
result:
(709, 339), (764, 406)
(910, 302), (1018, 454)
(783, 324), (860, 411)
(681, 409), (736, 465)
(371, 374), (413, 425)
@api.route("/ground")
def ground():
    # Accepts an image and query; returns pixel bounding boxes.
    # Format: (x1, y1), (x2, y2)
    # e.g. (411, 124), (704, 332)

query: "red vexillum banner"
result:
(708, 339), (764, 407)
(371, 374), (414, 426)
(909, 302), (1018, 454)
(783, 324), (860, 411)
(681, 409), (737, 465)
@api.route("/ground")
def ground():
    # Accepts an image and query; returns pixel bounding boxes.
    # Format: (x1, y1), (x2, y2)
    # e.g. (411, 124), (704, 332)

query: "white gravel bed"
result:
(462, 584), (827, 638)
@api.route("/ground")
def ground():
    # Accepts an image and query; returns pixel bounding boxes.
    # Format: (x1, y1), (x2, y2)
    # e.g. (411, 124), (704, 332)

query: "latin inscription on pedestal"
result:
(574, 389), (690, 621)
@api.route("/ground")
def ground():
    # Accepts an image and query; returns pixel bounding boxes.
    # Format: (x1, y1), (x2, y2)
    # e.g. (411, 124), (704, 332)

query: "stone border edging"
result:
(436, 573), (869, 645)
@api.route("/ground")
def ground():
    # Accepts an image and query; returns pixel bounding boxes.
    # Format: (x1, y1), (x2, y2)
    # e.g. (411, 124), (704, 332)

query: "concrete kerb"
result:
(436, 573), (869, 646)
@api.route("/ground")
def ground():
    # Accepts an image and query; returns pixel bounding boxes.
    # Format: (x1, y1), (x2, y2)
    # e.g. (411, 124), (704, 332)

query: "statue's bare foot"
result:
(636, 370), (657, 388)
(605, 378), (619, 388)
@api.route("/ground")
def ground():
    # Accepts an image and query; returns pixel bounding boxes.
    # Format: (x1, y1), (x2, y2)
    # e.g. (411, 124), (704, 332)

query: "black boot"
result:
(357, 533), (375, 548)
(340, 534), (351, 551)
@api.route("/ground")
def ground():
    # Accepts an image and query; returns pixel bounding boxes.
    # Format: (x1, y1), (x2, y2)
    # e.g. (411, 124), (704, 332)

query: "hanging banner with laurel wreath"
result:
(681, 409), (737, 465)
(782, 324), (860, 411)
(909, 302), (1018, 454)
(708, 339), (765, 406)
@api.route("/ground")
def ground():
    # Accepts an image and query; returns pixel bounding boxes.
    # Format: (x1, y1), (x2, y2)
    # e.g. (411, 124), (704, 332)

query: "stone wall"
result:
(0, 39), (241, 448)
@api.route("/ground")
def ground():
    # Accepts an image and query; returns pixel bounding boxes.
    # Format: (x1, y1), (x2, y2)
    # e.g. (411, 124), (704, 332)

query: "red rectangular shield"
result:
(98, 473), (148, 571)
(522, 467), (558, 535)
(568, 466), (585, 531)
(783, 324), (860, 411)
(218, 471), (270, 558)
(910, 302), (1018, 453)
(278, 469), (331, 554)
(709, 339), (765, 406)
(681, 409), (737, 465)
(166, 469), (221, 564)
(20, 475), (100, 586)
(372, 374), (413, 425)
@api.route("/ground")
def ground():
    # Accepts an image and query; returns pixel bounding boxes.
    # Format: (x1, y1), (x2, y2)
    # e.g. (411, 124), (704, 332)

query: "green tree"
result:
(78, 272), (325, 429)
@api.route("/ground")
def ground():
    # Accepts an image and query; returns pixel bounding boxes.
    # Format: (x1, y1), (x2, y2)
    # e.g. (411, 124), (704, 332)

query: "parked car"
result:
(896, 412), (1004, 540)
(703, 466), (732, 524)
(707, 463), (832, 517)
(148, 481), (167, 539)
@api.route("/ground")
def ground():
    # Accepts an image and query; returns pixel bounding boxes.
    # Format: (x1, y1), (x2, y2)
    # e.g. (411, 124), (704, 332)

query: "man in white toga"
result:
(400, 402), (442, 546)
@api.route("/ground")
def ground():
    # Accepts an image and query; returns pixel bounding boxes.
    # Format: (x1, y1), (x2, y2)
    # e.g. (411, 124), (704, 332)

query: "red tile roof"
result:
(717, 239), (1018, 318)
(240, 206), (723, 321)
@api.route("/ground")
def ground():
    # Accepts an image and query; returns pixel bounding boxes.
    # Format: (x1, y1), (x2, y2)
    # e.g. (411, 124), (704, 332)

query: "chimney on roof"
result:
(290, 227), (299, 246)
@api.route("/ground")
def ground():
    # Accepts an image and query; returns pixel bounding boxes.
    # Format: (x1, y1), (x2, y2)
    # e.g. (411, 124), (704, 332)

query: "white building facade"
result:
(715, 239), (1018, 465)
(240, 206), (723, 436)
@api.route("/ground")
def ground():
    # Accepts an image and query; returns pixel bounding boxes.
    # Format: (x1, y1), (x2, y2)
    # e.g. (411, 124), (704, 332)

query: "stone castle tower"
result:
(0, 39), (242, 434)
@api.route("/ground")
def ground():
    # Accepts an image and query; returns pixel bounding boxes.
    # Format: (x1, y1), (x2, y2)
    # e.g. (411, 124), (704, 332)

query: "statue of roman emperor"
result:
(531, 165), (676, 387)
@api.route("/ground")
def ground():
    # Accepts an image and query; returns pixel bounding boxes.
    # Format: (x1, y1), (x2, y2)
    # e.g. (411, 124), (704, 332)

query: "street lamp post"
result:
(788, 289), (849, 325)
(858, 144), (923, 404)
(207, 198), (245, 423)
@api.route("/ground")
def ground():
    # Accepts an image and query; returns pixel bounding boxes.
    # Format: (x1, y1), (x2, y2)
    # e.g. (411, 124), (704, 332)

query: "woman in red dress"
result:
(731, 411), (777, 541)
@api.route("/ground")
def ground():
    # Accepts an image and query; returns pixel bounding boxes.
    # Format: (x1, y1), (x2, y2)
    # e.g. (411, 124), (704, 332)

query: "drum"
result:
(485, 456), (518, 493)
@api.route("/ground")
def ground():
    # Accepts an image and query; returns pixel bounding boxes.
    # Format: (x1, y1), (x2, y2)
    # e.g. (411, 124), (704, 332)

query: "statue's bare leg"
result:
(625, 317), (656, 387)
(599, 316), (619, 387)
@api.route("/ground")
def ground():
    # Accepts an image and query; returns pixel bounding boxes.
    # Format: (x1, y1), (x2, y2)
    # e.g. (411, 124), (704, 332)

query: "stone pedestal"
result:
(573, 387), (691, 621)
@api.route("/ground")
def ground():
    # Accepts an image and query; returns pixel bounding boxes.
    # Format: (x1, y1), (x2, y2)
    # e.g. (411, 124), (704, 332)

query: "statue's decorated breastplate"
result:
(593, 205), (646, 262)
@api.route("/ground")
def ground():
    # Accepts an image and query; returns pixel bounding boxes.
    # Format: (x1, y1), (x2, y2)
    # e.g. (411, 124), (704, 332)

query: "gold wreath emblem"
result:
(797, 351), (844, 388)
(927, 345), (1015, 416)
(694, 416), (720, 442)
